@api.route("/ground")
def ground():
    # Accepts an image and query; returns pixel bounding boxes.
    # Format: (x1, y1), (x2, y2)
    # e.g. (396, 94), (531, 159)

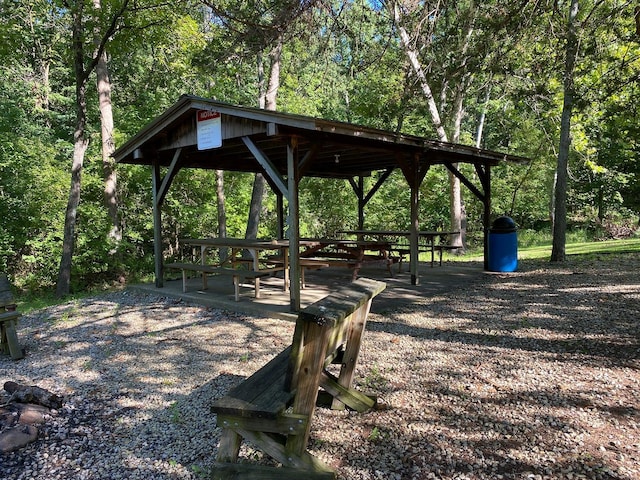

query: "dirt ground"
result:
(1, 253), (639, 479)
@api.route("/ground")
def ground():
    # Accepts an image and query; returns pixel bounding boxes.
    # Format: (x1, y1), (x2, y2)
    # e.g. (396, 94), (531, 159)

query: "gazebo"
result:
(113, 94), (527, 311)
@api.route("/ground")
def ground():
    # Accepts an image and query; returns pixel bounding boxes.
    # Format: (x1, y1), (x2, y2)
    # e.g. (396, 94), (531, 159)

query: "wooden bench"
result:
(165, 263), (279, 301)
(432, 244), (460, 266)
(0, 273), (24, 360)
(210, 278), (386, 479)
(391, 243), (460, 270)
(266, 257), (330, 289)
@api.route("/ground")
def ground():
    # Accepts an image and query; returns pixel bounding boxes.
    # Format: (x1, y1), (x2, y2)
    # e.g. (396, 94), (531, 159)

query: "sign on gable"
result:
(197, 110), (222, 150)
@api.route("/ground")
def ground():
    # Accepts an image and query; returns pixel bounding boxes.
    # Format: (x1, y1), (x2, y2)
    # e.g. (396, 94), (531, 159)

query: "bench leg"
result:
(181, 270), (188, 293)
(288, 320), (331, 454)
(331, 300), (371, 410)
(254, 277), (261, 299)
(1, 321), (23, 360)
(385, 258), (394, 278)
(217, 428), (242, 463)
(233, 276), (240, 302)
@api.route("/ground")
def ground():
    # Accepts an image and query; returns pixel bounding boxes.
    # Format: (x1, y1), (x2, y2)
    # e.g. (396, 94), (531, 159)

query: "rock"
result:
(12, 403), (50, 425)
(0, 424), (38, 453)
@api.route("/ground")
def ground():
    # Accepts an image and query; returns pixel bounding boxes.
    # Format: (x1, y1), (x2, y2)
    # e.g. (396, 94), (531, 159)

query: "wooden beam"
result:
(151, 148), (183, 288)
(444, 162), (485, 202)
(298, 143), (321, 179)
(152, 161), (163, 288)
(363, 167), (394, 205)
(348, 176), (365, 230)
(242, 136), (288, 197)
(320, 370), (376, 412)
(347, 167), (395, 232)
(397, 153), (424, 284)
(287, 139), (301, 312)
(157, 148), (182, 205)
(477, 163), (491, 271)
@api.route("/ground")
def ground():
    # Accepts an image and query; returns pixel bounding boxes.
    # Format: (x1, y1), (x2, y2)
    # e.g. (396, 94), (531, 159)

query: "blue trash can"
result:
(488, 216), (518, 272)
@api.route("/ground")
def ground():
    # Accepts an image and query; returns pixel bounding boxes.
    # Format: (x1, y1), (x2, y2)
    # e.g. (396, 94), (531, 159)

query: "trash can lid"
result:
(491, 216), (516, 232)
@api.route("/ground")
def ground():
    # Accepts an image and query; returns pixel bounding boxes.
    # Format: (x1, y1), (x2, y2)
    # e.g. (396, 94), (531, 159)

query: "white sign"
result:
(196, 110), (222, 150)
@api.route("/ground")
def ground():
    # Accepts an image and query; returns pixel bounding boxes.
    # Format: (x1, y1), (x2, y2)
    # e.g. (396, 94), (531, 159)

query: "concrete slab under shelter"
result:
(129, 261), (485, 321)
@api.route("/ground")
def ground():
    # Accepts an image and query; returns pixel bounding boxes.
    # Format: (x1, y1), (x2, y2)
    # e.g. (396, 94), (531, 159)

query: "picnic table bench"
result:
(165, 238), (289, 300)
(265, 257), (330, 289)
(164, 262), (277, 301)
(299, 238), (396, 280)
(339, 230), (460, 270)
(210, 277), (386, 479)
(0, 273), (24, 360)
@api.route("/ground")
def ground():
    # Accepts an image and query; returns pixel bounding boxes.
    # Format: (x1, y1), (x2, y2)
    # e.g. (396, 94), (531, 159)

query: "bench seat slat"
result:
(212, 346), (294, 419)
(165, 263), (278, 278)
(0, 310), (20, 322)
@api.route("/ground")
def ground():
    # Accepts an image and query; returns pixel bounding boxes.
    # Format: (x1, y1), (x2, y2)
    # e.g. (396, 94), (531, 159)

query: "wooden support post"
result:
(152, 161), (164, 288)
(330, 297), (372, 410)
(286, 319), (331, 455)
(287, 139), (301, 312)
(217, 429), (242, 463)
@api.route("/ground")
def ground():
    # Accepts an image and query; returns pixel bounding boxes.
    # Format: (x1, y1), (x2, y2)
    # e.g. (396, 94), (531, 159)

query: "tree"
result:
(94, 0), (121, 245)
(201, 0), (319, 239)
(550, 0), (579, 262)
(56, 0), (129, 296)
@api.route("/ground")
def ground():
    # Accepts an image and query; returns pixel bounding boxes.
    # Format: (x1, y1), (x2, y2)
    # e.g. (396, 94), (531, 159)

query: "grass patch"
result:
(448, 237), (640, 262)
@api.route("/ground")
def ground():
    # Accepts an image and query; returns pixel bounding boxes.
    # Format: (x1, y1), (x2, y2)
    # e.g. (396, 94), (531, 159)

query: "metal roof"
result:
(113, 94), (528, 179)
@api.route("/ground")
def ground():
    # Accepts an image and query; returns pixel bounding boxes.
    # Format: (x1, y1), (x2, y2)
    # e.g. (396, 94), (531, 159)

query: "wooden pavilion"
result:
(113, 94), (527, 311)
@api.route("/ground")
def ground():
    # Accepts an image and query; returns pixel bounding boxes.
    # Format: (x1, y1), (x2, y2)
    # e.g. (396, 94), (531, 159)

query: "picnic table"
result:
(165, 236), (397, 299)
(166, 238), (289, 300)
(338, 230), (460, 268)
(299, 238), (396, 280)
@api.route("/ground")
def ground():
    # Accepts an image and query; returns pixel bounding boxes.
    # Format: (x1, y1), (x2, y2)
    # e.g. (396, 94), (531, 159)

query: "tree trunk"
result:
(56, 3), (89, 297)
(265, 37), (282, 111)
(395, 3), (472, 247)
(394, 4), (448, 142)
(551, 0), (580, 262)
(96, 44), (120, 244)
(216, 170), (228, 262)
(450, 71), (472, 251)
(245, 175), (266, 240)
(246, 37), (282, 239)
(475, 85), (491, 148)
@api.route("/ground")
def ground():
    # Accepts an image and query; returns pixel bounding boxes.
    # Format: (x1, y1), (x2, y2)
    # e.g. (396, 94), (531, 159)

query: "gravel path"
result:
(1, 254), (639, 479)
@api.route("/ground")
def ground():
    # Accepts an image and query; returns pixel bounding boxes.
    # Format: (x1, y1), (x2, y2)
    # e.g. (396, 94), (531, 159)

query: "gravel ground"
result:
(1, 253), (639, 480)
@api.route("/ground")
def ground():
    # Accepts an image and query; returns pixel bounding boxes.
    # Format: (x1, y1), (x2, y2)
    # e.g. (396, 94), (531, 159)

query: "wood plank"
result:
(216, 413), (308, 436)
(0, 311), (20, 322)
(319, 370), (375, 413)
(211, 463), (335, 480)
(3, 322), (24, 360)
(330, 298), (370, 410)
(237, 428), (334, 474)
(299, 278), (386, 327)
(216, 429), (242, 463)
(211, 347), (294, 419)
